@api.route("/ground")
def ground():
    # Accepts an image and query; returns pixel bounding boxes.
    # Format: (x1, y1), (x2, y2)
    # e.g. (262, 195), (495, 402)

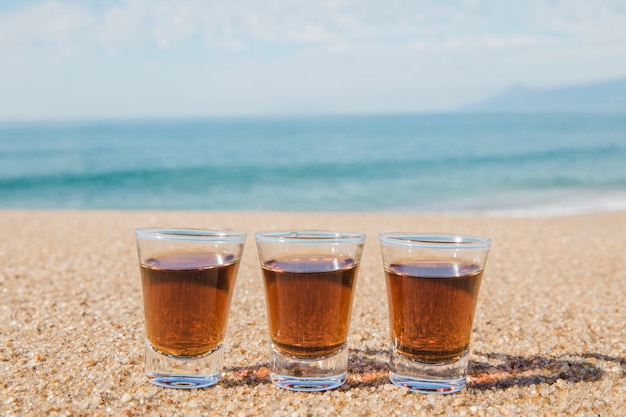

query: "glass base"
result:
(269, 344), (347, 392)
(389, 373), (466, 394)
(271, 374), (347, 392)
(389, 345), (468, 394)
(148, 374), (222, 389)
(144, 339), (223, 389)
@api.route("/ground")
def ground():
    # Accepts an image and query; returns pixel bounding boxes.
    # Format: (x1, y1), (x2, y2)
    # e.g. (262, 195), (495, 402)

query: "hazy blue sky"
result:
(1, 0), (626, 120)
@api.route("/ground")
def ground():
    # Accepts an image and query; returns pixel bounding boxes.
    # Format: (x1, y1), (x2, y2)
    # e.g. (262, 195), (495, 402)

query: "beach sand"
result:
(1, 210), (625, 416)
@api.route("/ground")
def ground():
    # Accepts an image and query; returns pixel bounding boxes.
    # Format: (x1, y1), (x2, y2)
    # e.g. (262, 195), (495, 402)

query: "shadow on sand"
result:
(221, 349), (624, 391)
(466, 351), (618, 391)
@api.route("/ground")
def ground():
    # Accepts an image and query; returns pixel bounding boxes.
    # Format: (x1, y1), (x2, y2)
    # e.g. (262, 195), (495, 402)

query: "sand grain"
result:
(1, 210), (624, 416)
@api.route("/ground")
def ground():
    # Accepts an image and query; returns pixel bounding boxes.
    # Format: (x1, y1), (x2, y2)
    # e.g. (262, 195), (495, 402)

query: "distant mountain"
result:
(462, 77), (626, 112)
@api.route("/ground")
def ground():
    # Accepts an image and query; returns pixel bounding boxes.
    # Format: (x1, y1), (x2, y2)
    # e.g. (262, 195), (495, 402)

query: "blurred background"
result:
(1, 1), (625, 214)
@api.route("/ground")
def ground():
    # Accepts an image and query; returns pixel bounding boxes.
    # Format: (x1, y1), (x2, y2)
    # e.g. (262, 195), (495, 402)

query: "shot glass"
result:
(379, 233), (491, 394)
(255, 231), (366, 392)
(135, 228), (246, 389)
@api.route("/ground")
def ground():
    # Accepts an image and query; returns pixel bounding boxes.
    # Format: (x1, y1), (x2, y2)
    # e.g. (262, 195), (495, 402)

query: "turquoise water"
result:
(1, 113), (625, 215)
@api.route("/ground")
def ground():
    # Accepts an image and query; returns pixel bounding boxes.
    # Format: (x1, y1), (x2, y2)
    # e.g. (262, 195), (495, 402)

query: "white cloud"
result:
(2, 0), (625, 59)
(1, 0), (626, 118)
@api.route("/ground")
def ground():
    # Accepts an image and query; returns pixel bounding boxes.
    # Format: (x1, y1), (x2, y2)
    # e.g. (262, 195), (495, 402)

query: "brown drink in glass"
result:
(379, 233), (491, 394)
(140, 251), (239, 357)
(385, 259), (483, 364)
(261, 255), (358, 358)
(135, 228), (246, 389)
(255, 231), (365, 392)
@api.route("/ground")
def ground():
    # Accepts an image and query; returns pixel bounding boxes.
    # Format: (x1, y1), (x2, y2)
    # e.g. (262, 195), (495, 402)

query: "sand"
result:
(1, 210), (625, 416)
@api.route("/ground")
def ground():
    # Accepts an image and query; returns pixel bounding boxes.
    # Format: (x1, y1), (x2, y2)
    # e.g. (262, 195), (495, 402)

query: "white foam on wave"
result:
(438, 189), (626, 218)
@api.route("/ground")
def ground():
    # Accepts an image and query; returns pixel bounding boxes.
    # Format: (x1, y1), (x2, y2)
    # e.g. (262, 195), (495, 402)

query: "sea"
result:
(1, 113), (625, 217)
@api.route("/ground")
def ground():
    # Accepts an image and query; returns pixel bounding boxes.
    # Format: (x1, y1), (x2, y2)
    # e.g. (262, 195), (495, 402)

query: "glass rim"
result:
(135, 228), (247, 242)
(255, 230), (366, 244)
(378, 232), (491, 248)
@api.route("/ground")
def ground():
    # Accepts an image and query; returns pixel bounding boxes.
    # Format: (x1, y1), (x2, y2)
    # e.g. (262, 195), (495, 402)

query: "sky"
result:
(1, 0), (626, 120)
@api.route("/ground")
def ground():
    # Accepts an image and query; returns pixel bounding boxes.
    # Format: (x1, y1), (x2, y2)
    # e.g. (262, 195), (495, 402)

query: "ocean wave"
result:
(1, 113), (625, 212)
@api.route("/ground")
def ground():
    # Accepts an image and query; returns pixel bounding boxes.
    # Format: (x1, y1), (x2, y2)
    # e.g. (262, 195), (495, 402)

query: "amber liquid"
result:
(262, 255), (358, 359)
(140, 251), (239, 357)
(385, 259), (483, 364)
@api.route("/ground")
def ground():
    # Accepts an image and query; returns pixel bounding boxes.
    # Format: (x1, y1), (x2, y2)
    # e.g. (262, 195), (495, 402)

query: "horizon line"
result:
(3, 109), (626, 125)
